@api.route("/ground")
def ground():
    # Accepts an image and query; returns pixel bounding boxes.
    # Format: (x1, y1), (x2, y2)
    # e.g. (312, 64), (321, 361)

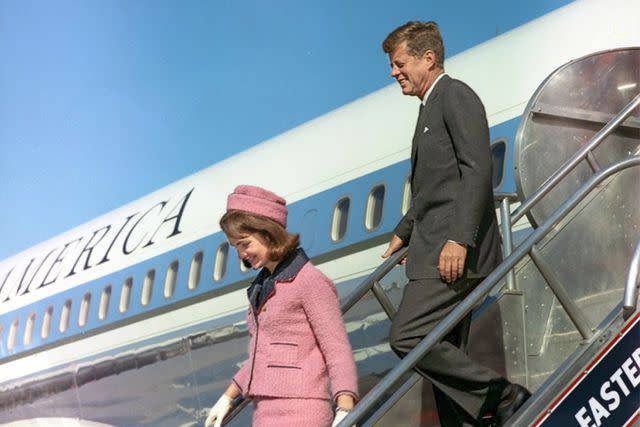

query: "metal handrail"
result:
(339, 247), (408, 315)
(510, 93), (640, 226)
(623, 239), (640, 320)
(495, 192), (519, 291)
(219, 247), (408, 425)
(529, 245), (593, 339)
(339, 157), (640, 426)
(360, 372), (422, 427)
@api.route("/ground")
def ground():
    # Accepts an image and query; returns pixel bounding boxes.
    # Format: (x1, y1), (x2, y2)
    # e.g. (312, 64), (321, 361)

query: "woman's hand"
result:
(332, 407), (351, 427)
(204, 394), (233, 427)
(332, 393), (355, 427)
(205, 383), (240, 427)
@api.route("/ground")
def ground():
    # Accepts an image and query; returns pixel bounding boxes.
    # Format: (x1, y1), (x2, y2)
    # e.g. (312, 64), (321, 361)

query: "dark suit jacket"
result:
(394, 74), (502, 280)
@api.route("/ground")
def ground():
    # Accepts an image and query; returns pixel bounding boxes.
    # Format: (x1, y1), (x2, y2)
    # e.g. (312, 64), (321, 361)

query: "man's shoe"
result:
(479, 411), (499, 427)
(495, 384), (531, 425)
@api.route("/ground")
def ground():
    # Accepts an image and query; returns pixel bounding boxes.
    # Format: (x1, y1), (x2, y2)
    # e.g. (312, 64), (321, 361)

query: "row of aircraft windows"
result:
(1, 140), (508, 353)
(3, 251), (206, 351)
(0, 180), (407, 353)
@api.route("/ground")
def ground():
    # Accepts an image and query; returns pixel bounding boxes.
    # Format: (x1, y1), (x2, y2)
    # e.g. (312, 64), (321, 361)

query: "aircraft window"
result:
(142, 269), (155, 306)
(60, 300), (71, 333)
(240, 258), (251, 273)
(491, 139), (507, 190)
(79, 292), (91, 327)
(164, 261), (179, 298)
(214, 242), (229, 281)
(99, 285), (111, 320)
(24, 312), (36, 345)
(365, 184), (386, 231)
(41, 306), (53, 339)
(120, 277), (133, 313)
(401, 176), (411, 215)
(331, 197), (351, 242)
(188, 251), (203, 290)
(8, 318), (19, 351)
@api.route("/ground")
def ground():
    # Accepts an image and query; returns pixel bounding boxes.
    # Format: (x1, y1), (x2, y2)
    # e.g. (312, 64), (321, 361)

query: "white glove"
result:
(331, 408), (352, 427)
(205, 394), (234, 427)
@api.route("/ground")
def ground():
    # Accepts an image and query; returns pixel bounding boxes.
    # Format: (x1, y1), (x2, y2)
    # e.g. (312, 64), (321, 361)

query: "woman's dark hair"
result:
(219, 210), (299, 262)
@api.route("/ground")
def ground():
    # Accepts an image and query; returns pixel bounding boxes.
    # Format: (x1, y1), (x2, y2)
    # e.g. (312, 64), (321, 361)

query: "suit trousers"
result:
(389, 278), (507, 426)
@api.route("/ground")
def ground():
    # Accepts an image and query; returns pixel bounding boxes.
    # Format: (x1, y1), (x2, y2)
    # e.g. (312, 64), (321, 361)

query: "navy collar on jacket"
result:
(247, 247), (309, 312)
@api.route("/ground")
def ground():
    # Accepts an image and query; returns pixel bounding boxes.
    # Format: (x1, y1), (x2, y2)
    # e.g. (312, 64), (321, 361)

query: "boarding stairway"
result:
(221, 48), (640, 426)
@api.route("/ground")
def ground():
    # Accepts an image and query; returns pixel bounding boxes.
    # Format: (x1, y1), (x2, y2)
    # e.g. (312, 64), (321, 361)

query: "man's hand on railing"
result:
(382, 234), (406, 264)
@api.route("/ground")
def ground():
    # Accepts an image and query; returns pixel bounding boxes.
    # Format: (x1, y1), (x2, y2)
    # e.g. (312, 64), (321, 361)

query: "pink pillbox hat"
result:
(226, 185), (288, 227)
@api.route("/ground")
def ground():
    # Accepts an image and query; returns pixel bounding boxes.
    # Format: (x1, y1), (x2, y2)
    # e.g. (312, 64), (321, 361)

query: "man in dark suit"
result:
(381, 21), (530, 426)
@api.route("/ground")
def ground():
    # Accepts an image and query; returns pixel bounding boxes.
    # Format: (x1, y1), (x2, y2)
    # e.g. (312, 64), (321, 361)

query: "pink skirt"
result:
(252, 396), (333, 427)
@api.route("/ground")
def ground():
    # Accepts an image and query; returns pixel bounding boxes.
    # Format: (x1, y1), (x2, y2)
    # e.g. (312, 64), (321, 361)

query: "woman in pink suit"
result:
(205, 185), (359, 427)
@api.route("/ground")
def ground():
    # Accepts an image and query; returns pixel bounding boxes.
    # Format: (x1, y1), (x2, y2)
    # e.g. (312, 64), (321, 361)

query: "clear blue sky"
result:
(0, 0), (574, 259)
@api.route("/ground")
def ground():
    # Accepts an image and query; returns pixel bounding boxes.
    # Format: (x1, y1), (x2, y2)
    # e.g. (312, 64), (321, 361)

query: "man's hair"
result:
(382, 21), (445, 68)
(220, 210), (300, 262)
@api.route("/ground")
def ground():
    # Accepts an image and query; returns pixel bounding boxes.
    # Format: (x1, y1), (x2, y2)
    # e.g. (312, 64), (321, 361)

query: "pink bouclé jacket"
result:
(232, 249), (359, 402)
